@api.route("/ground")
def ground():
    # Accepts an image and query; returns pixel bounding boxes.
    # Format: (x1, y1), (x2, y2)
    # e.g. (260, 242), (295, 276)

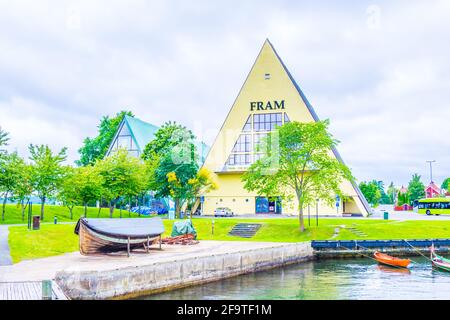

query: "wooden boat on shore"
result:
(431, 246), (450, 272)
(374, 251), (411, 268)
(74, 217), (165, 256)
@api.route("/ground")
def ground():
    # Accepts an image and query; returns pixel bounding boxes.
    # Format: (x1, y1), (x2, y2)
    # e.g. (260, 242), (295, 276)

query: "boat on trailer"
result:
(74, 217), (165, 256)
(374, 251), (411, 268)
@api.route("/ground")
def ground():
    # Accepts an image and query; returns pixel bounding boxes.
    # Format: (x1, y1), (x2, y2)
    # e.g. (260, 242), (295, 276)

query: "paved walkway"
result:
(0, 241), (299, 282)
(0, 225), (12, 266)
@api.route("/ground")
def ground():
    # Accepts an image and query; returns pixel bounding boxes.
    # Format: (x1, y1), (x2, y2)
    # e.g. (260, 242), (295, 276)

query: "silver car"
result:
(214, 207), (234, 217)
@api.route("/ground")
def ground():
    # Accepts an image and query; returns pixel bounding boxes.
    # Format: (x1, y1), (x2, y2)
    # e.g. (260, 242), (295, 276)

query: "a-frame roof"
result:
(106, 115), (210, 165)
(124, 115), (159, 152)
(202, 39), (371, 215)
(266, 39), (372, 214)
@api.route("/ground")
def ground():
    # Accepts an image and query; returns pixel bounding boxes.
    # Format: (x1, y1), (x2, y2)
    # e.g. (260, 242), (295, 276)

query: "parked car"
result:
(214, 207), (234, 217)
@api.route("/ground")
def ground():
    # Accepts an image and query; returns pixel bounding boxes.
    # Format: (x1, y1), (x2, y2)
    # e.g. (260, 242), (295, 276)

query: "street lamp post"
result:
(426, 160), (436, 183)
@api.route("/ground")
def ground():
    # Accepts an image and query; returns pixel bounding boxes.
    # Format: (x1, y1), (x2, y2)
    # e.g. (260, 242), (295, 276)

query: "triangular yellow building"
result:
(201, 39), (370, 216)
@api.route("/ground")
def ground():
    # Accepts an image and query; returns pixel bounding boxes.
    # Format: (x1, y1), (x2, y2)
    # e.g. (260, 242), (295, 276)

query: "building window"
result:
(232, 134), (252, 152)
(243, 115), (252, 132)
(254, 113), (282, 132)
(224, 112), (291, 170)
(227, 154), (251, 166)
(264, 73), (271, 80)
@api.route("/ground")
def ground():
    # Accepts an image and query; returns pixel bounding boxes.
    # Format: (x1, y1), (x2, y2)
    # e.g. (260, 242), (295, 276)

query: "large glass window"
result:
(227, 154), (251, 166)
(224, 112), (291, 170)
(232, 134), (252, 152)
(254, 113), (282, 132)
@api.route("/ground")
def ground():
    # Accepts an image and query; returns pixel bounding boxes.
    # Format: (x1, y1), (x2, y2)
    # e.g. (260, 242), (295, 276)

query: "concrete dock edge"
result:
(55, 242), (313, 300)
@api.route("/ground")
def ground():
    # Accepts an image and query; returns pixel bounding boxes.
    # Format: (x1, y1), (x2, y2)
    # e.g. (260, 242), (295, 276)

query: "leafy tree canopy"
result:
(0, 152), (26, 221)
(242, 120), (353, 232)
(441, 178), (450, 191)
(76, 111), (133, 166)
(0, 126), (9, 150)
(29, 144), (67, 219)
(359, 180), (382, 207)
(96, 148), (148, 217)
(408, 173), (426, 204)
(142, 122), (200, 217)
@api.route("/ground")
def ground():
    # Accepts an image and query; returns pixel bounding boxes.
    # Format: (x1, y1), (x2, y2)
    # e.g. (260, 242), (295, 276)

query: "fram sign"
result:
(250, 100), (285, 111)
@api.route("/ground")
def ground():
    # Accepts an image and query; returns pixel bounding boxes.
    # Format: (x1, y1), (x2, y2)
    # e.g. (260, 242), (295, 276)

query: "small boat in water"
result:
(430, 245), (450, 272)
(374, 251), (411, 268)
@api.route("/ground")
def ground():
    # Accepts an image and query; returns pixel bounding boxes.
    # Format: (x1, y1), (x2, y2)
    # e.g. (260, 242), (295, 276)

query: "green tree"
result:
(186, 167), (218, 222)
(441, 178), (450, 191)
(242, 120), (353, 232)
(376, 180), (391, 204)
(76, 111), (133, 166)
(142, 122), (199, 218)
(0, 152), (26, 221)
(96, 149), (148, 217)
(359, 180), (381, 207)
(57, 166), (80, 219)
(0, 126), (9, 152)
(397, 190), (410, 206)
(408, 173), (426, 204)
(29, 144), (67, 220)
(76, 165), (104, 218)
(12, 163), (33, 221)
(386, 182), (397, 205)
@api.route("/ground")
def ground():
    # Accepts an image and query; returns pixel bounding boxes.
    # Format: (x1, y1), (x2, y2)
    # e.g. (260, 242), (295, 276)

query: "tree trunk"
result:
(40, 196), (46, 220)
(109, 200), (116, 218)
(175, 198), (181, 219)
(299, 205), (305, 232)
(69, 206), (74, 220)
(21, 200), (25, 221)
(84, 203), (87, 218)
(2, 192), (8, 221)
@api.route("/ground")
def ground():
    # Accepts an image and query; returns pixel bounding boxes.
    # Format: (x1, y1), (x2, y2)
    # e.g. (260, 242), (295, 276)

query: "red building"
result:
(425, 182), (441, 198)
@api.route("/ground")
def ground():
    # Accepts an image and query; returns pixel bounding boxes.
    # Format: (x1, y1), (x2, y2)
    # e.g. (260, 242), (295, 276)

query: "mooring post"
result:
(42, 280), (52, 300)
(147, 236), (150, 253)
(127, 237), (130, 257)
(159, 235), (162, 250)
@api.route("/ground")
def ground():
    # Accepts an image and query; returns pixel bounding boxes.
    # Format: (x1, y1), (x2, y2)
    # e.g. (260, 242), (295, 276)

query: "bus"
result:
(417, 198), (450, 215)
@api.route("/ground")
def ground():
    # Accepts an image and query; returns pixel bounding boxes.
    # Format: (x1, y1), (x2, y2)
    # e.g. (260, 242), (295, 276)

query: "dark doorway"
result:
(256, 197), (282, 214)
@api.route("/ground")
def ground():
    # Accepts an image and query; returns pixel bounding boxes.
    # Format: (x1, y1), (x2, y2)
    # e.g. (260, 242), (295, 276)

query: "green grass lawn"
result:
(8, 217), (450, 263)
(0, 204), (156, 225)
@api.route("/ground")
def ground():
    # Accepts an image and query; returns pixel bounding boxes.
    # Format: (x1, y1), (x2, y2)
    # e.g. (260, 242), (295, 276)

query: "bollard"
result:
(42, 280), (52, 300)
(32, 215), (40, 230)
(54, 216), (58, 224)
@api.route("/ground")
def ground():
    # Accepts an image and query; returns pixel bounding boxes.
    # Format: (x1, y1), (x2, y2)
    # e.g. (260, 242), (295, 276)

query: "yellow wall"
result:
(201, 40), (369, 217)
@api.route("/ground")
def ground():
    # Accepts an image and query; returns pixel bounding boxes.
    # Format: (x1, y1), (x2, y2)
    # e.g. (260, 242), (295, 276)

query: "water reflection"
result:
(139, 257), (450, 300)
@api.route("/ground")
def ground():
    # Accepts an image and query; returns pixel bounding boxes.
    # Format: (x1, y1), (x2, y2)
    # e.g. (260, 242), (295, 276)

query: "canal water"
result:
(141, 257), (450, 300)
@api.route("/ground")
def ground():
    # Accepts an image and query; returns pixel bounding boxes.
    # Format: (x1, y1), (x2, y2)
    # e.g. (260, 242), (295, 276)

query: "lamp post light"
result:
(426, 160), (436, 183)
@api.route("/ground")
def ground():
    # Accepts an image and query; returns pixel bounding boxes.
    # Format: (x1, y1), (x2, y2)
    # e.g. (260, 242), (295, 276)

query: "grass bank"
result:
(8, 217), (450, 263)
(0, 204), (153, 225)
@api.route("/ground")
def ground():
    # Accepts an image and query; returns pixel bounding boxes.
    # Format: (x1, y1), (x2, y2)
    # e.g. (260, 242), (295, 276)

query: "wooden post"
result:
(159, 235), (162, 250)
(147, 236), (150, 253)
(127, 237), (130, 257)
(42, 280), (52, 300)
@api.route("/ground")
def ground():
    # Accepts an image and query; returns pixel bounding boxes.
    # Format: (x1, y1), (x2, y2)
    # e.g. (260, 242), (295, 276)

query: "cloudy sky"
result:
(1, 0), (449, 187)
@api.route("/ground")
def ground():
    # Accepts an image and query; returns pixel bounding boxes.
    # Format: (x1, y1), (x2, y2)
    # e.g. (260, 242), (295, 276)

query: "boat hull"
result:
(76, 218), (164, 256)
(374, 251), (411, 268)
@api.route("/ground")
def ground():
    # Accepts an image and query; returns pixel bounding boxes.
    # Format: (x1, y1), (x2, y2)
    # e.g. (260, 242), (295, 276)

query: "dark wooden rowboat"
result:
(374, 251), (411, 268)
(74, 217), (165, 256)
